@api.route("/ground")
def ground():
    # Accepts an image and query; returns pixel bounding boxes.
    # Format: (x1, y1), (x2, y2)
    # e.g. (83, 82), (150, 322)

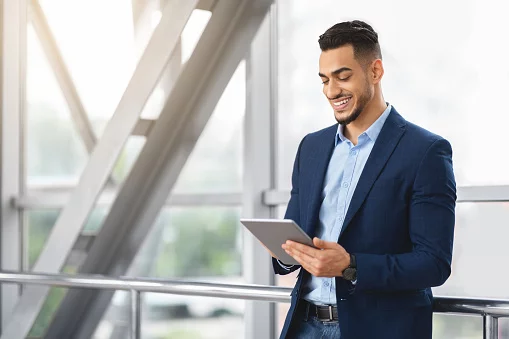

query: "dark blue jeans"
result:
(286, 301), (341, 339)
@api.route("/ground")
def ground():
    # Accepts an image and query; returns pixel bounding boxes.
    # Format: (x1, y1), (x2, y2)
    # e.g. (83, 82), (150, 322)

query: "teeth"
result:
(334, 97), (350, 106)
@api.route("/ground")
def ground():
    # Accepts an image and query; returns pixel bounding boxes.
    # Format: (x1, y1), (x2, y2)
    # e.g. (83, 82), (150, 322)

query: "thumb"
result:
(313, 237), (335, 249)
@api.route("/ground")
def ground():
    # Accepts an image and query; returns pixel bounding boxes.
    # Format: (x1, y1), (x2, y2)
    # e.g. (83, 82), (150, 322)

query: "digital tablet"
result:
(240, 218), (315, 265)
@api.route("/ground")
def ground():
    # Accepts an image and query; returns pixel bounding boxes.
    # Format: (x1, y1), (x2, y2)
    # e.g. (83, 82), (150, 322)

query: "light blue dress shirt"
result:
(281, 104), (392, 305)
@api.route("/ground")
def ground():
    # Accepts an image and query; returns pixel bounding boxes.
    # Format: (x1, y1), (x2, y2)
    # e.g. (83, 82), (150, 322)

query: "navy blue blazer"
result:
(275, 107), (456, 339)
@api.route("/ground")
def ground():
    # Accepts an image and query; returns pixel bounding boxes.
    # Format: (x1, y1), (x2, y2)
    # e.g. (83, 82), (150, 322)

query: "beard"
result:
(335, 83), (373, 126)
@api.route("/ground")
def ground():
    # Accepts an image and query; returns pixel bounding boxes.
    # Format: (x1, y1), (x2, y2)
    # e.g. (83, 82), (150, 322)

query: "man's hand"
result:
(282, 237), (350, 277)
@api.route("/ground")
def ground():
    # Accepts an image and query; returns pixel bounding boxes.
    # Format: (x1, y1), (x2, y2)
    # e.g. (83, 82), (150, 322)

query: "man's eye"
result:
(322, 80), (329, 85)
(339, 76), (351, 81)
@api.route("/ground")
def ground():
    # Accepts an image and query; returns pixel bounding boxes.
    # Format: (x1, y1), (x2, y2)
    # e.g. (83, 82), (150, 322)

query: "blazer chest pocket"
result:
(375, 291), (432, 310)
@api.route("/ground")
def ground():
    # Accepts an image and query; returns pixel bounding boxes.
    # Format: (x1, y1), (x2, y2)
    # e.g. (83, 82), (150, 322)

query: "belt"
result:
(303, 300), (338, 322)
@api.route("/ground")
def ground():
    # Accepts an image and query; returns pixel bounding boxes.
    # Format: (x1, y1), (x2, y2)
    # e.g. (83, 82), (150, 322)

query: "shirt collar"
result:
(336, 103), (392, 146)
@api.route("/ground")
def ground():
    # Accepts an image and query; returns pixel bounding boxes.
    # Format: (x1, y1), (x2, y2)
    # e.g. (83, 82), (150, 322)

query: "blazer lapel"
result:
(339, 109), (407, 238)
(304, 126), (337, 236)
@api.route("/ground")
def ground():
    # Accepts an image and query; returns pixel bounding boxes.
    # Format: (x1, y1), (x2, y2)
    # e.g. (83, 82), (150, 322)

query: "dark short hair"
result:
(318, 20), (382, 63)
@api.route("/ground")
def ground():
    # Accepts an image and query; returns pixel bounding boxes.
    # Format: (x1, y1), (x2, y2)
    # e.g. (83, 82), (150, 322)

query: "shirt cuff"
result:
(277, 260), (294, 270)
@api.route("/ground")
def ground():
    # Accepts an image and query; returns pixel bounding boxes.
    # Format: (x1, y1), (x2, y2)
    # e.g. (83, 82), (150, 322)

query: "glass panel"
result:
(140, 9), (212, 120)
(27, 287), (69, 339)
(434, 202), (509, 299)
(277, 0), (509, 188)
(172, 61), (245, 194)
(111, 136), (146, 184)
(27, 25), (144, 187)
(143, 294), (244, 339)
(141, 207), (243, 278)
(433, 314), (482, 339)
(27, 24), (88, 185)
(26, 209), (59, 269)
(501, 319), (509, 338)
(38, 0), (137, 134)
(92, 292), (244, 339)
(26, 208), (109, 269)
(93, 206), (244, 338)
(181, 9), (212, 64)
(25, 207), (108, 337)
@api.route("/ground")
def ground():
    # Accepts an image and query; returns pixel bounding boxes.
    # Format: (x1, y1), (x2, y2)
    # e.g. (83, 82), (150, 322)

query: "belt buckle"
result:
(328, 305), (334, 321)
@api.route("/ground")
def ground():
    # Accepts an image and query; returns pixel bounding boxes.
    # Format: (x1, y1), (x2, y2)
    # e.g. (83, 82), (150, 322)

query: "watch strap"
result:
(350, 253), (356, 268)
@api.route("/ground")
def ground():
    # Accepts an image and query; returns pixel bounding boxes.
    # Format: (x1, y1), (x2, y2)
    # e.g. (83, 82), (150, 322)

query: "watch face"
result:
(343, 268), (356, 281)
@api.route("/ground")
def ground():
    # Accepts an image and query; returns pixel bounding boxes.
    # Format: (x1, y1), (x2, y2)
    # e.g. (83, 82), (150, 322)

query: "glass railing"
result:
(0, 271), (507, 339)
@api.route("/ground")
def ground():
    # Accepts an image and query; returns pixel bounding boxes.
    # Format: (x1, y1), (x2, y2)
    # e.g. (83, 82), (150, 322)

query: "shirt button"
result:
(342, 182), (349, 188)
(351, 150), (358, 156)
(324, 282), (330, 287)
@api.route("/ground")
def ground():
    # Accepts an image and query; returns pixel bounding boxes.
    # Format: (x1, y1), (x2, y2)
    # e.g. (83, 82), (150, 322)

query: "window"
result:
(277, 0), (509, 188)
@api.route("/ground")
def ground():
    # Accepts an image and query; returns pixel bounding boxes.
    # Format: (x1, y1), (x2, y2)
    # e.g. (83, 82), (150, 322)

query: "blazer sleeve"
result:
(272, 136), (307, 275)
(354, 138), (456, 291)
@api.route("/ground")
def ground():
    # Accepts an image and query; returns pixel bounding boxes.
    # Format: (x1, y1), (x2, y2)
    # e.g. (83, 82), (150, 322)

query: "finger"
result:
(287, 249), (327, 277)
(313, 237), (339, 249)
(285, 247), (316, 272)
(285, 246), (320, 269)
(286, 241), (321, 257)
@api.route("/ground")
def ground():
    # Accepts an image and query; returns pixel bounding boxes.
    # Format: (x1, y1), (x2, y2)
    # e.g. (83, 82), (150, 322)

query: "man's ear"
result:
(371, 59), (384, 84)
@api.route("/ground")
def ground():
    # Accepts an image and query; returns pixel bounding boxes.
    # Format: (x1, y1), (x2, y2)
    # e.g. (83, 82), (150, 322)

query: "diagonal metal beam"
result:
(0, 1), (198, 338)
(44, 1), (272, 338)
(28, 0), (97, 154)
(197, 0), (217, 11)
(132, 118), (155, 136)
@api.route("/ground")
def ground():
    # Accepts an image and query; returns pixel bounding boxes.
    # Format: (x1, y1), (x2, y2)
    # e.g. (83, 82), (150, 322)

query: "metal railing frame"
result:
(0, 271), (506, 339)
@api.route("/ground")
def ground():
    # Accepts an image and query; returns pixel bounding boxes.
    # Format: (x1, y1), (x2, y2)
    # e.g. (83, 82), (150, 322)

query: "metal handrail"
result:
(0, 271), (506, 339)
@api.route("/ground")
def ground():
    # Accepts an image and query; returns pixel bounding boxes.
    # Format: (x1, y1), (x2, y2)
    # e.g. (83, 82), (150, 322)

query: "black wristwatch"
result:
(342, 254), (357, 281)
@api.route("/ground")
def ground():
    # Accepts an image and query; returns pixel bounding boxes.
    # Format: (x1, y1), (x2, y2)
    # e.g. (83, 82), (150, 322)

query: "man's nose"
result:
(327, 81), (341, 100)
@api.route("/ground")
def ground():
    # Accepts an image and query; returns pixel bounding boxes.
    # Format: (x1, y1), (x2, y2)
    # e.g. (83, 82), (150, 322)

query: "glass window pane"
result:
(38, 0), (137, 131)
(26, 208), (109, 269)
(181, 10), (212, 64)
(141, 294), (244, 339)
(27, 24), (88, 185)
(94, 206), (245, 338)
(433, 314), (482, 339)
(434, 202), (509, 299)
(111, 136), (146, 184)
(142, 207), (243, 278)
(277, 0), (509, 187)
(172, 61), (245, 194)
(92, 292), (244, 339)
(26, 25), (144, 187)
(27, 287), (69, 339)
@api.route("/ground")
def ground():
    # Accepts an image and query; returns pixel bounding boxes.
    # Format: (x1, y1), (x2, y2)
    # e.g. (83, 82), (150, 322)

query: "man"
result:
(273, 20), (456, 339)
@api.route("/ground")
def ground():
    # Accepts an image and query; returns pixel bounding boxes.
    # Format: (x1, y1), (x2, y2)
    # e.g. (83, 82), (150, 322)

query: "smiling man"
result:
(272, 20), (457, 339)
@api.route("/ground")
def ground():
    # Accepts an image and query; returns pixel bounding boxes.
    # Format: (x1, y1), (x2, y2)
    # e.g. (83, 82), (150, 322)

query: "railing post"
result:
(483, 314), (498, 339)
(130, 290), (141, 339)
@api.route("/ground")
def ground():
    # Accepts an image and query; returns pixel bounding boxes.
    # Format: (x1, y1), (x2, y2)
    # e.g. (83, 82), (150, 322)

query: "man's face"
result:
(319, 45), (373, 125)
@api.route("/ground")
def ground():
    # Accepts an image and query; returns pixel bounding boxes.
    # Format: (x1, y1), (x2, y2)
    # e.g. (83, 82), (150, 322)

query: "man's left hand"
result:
(282, 237), (350, 277)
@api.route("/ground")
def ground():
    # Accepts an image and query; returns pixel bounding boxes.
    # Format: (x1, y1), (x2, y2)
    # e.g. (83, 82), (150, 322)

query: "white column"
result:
(0, 0), (27, 331)
(243, 3), (278, 339)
